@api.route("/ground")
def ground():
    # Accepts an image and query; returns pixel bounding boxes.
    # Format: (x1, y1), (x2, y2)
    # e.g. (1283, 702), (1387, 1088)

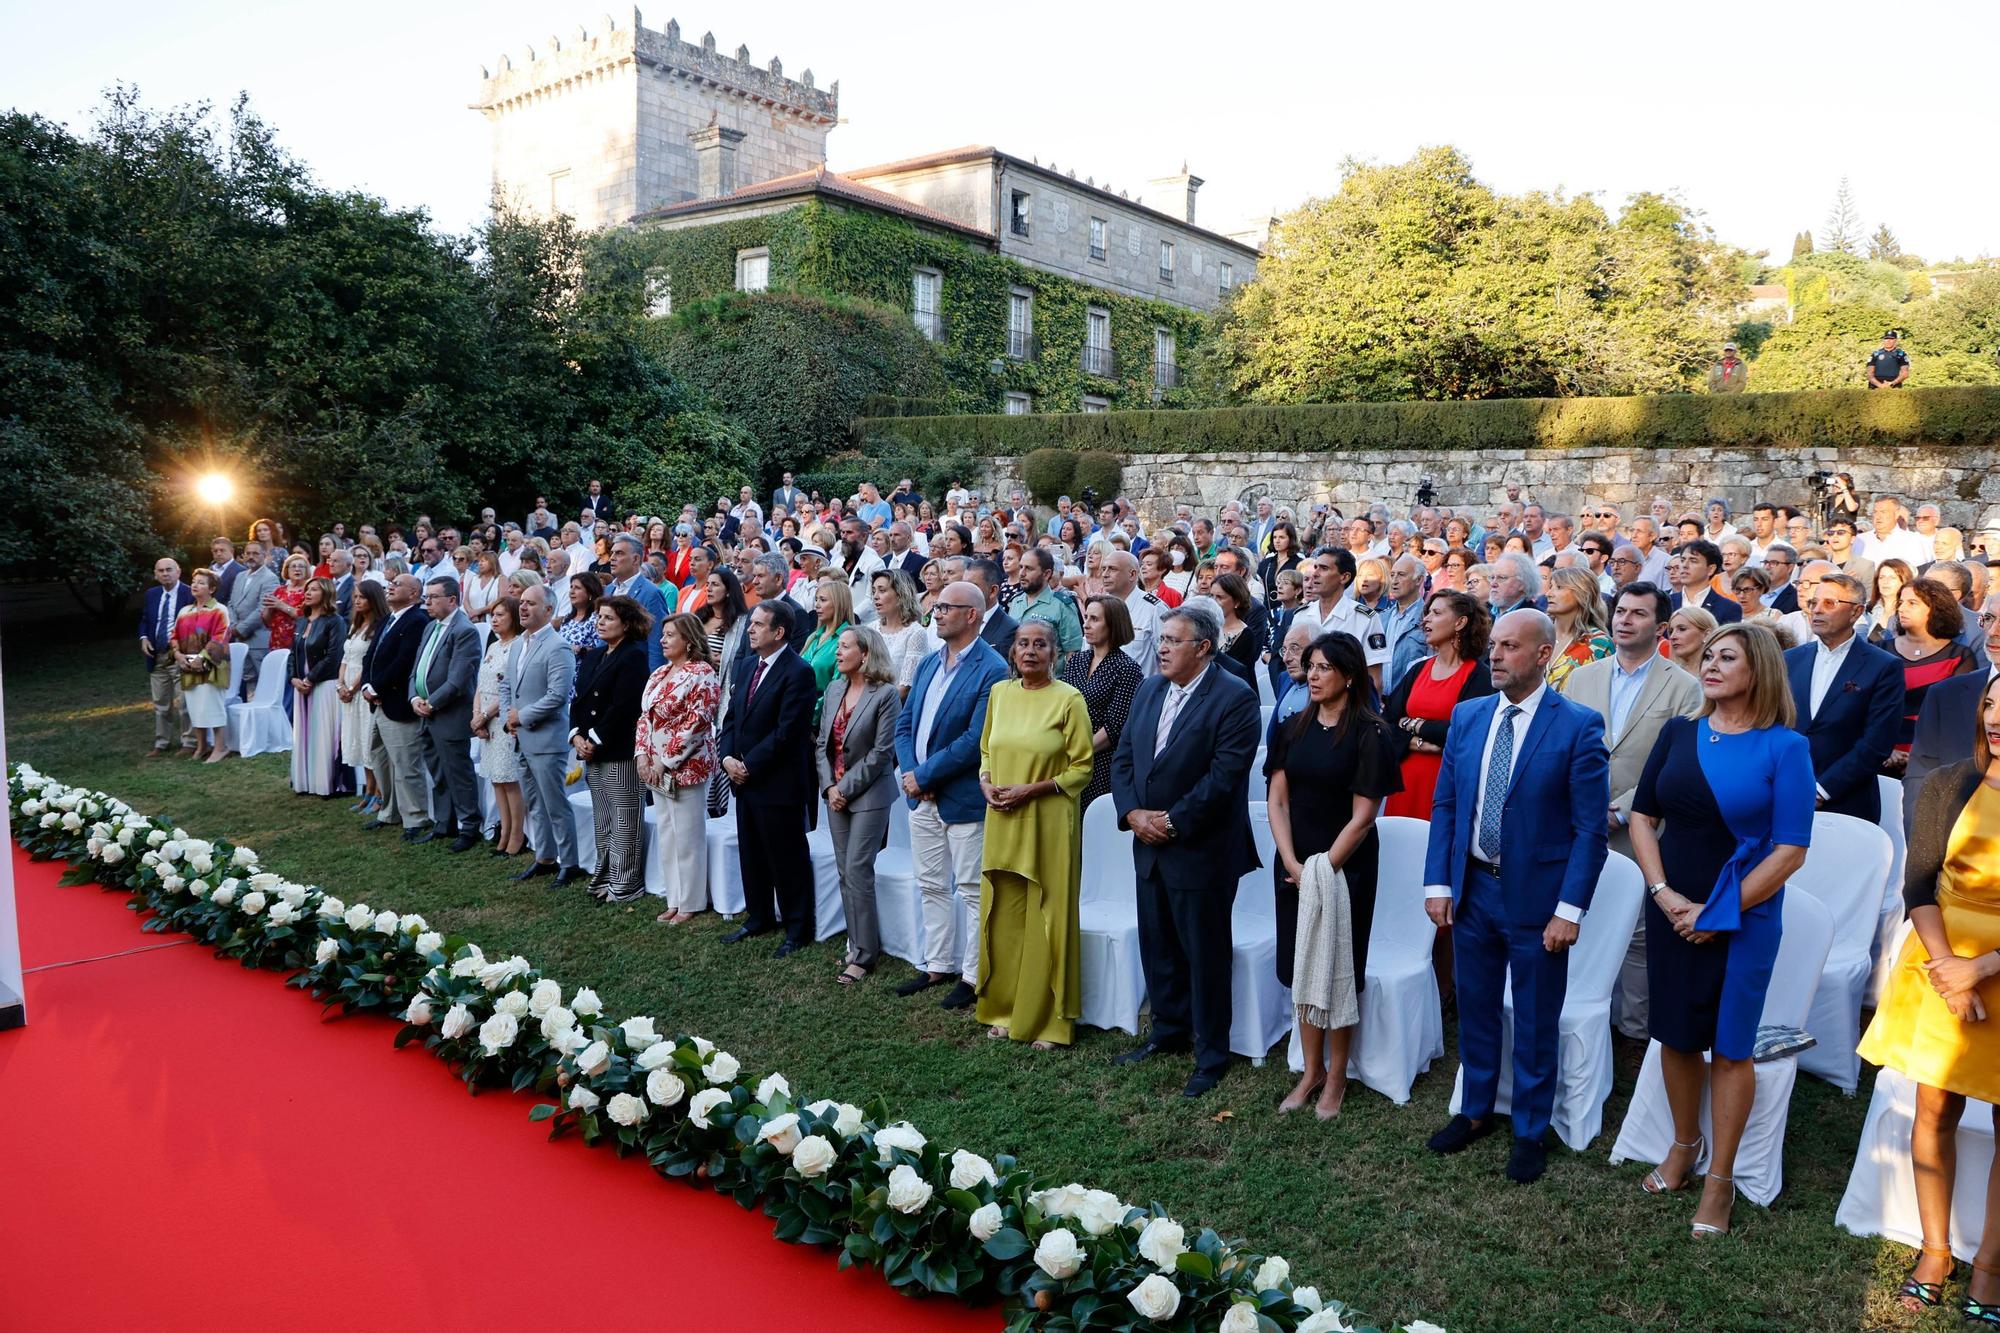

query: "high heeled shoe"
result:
(1690, 1173), (1735, 1238)
(1642, 1135), (1706, 1195)
(1895, 1243), (1957, 1311)
(1276, 1081), (1324, 1115)
(1962, 1259), (2000, 1326)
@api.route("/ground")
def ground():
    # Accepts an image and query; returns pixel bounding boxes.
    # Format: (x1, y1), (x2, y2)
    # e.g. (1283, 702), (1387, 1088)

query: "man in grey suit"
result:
(504, 583), (585, 885)
(409, 575), (483, 852)
(226, 541), (279, 691)
(1563, 582), (1701, 1038)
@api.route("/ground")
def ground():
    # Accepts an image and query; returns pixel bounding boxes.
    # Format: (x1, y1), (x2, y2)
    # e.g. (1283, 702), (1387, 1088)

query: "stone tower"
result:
(473, 9), (839, 231)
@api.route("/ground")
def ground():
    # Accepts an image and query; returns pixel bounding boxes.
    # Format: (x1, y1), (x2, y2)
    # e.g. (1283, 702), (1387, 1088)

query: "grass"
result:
(4, 631), (1957, 1331)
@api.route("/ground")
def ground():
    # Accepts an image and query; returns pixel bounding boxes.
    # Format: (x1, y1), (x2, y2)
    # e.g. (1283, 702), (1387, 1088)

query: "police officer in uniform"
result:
(1866, 329), (1911, 389)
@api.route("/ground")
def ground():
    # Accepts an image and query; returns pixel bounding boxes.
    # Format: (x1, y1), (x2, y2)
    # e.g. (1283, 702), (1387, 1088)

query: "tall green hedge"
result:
(855, 386), (2000, 456)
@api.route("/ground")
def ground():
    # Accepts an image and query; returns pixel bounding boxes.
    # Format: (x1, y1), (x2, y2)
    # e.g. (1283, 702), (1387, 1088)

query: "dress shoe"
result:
(143, 747), (168, 760)
(937, 981), (976, 1010)
(447, 833), (480, 853)
(773, 939), (806, 959)
(361, 819), (392, 832)
(1426, 1114), (1499, 1155)
(721, 925), (771, 944)
(894, 973), (949, 997)
(1506, 1136), (1549, 1185)
(552, 867), (587, 887)
(406, 828), (439, 845)
(1181, 1071), (1223, 1099)
(511, 861), (557, 882)
(1112, 1040), (1188, 1067)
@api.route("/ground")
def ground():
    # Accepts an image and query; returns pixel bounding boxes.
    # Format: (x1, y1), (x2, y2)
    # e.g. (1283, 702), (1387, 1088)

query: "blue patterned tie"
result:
(1478, 705), (1523, 861)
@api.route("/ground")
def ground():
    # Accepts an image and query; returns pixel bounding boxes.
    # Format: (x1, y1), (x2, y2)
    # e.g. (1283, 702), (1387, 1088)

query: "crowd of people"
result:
(136, 471), (2000, 1292)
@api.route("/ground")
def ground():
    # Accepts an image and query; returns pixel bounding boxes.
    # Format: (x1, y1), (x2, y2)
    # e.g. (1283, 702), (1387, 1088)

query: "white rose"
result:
(619, 1015), (661, 1050)
(625, 1091), (672, 1133)
(17, 799), (38, 818)
(1292, 1287), (1323, 1313)
(247, 871), (281, 892)
(791, 1134), (836, 1177)
(61, 811), (83, 831)
(634, 1042), (676, 1071)
(159, 838), (181, 860)
(317, 895), (345, 920)
(494, 991), (531, 1018)
(39, 813), (58, 829)
(233, 846), (259, 867)
(702, 1051), (740, 1084)
(1033, 1227), (1082, 1280)
(439, 1003), (476, 1040)
(162, 873), (187, 895)
(449, 948), (486, 978)
(874, 1122), (927, 1163)
(528, 978), (562, 1016)
(807, 1100), (865, 1137)
(969, 1202), (1004, 1242)
(414, 932), (444, 956)
(196, 879), (221, 903)
(1218, 1300), (1261, 1333)
(570, 987), (602, 1017)
(475, 957), (531, 990)
(1035, 1183), (1089, 1218)
(756, 1072), (791, 1105)
(645, 1069), (687, 1107)
(1295, 1311), (1349, 1333)
(239, 891), (267, 916)
(116, 828), (134, 847)
(688, 1088), (730, 1129)
(1126, 1273), (1182, 1322)
(1402, 1323), (1448, 1333)
(1077, 1190), (1127, 1237)
(758, 1112), (802, 1154)
(314, 938), (340, 965)
(146, 829), (166, 847)
(403, 995), (434, 1025)
(574, 1040), (611, 1077)
(100, 843), (125, 864)
(478, 1011), (520, 1054)
(265, 901), (298, 926)
(949, 1149), (998, 1191)
(567, 1085), (600, 1114)
(343, 904), (372, 932)
(187, 851), (211, 873)
(554, 1026), (589, 1056)
(1137, 1217), (1186, 1271)
(1252, 1256), (1290, 1292)
(886, 1163), (934, 1214)
(87, 837), (103, 857)
(371, 910), (399, 935)
(688, 1035), (715, 1057)
(397, 912), (428, 934)
(539, 1006), (576, 1041)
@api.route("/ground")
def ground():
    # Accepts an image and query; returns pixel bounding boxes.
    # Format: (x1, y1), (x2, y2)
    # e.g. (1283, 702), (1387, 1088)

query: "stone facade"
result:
(474, 10), (837, 232)
(978, 445), (2000, 534)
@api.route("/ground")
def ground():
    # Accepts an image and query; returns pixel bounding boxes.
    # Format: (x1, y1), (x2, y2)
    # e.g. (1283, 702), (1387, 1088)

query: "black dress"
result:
(1057, 649), (1141, 807)
(1269, 710), (1402, 990)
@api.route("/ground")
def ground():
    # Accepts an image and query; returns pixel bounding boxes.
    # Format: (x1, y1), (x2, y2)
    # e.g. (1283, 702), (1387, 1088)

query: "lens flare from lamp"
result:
(195, 473), (235, 506)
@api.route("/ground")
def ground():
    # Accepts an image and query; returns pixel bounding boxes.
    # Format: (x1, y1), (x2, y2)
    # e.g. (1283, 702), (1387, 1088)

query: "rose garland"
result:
(8, 764), (1445, 1333)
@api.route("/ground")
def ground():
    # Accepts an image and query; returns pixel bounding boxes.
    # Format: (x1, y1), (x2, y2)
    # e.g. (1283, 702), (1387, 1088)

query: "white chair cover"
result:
(225, 643), (250, 704)
(1868, 774), (1910, 1006)
(1792, 812), (1894, 1092)
(706, 815), (745, 915)
(1608, 889), (1835, 1206)
(1836, 1048), (1994, 1258)
(1077, 795), (1144, 1034)
(226, 648), (293, 758)
(1287, 815), (1443, 1104)
(1228, 803), (1291, 1060)
(871, 797), (926, 969)
(1447, 852), (1645, 1149)
(1257, 670), (1276, 707)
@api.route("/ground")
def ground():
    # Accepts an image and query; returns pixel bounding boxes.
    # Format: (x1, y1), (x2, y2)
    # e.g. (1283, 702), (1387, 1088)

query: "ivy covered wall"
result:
(590, 201), (1219, 414)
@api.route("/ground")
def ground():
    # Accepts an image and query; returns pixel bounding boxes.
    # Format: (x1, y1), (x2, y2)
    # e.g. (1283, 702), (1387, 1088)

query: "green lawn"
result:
(3, 632), (1953, 1331)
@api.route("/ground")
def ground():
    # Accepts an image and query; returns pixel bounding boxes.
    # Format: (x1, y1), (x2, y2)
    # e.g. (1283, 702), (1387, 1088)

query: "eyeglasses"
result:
(1979, 612), (1998, 629)
(1809, 599), (1864, 611)
(934, 601), (981, 615)
(1157, 635), (1199, 648)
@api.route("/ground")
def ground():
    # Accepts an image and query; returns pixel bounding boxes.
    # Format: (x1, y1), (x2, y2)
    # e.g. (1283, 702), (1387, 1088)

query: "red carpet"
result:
(0, 846), (997, 1332)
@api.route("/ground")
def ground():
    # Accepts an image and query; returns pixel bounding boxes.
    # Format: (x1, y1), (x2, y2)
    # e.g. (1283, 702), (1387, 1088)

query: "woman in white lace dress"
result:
(338, 580), (389, 816)
(869, 568), (937, 699)
(473, 596), (526, 856)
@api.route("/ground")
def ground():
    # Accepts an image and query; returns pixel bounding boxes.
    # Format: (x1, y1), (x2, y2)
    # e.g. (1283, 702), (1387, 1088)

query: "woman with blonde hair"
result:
(800, 577), (854, 718)
(1663, 605), (1718, 674)
(1545, 565), (1613, 693)
(465, 548), (504, 623)
(817, 625), (902, 981)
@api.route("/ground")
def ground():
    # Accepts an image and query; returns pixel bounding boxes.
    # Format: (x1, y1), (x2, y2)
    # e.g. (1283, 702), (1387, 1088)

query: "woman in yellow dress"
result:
(974, 618), (1095, 1048)
(1856, 671), (2000, 1321)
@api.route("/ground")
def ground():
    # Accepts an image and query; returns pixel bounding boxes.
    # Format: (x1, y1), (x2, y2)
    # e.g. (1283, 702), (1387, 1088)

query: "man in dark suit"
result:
(409, 575), (484, 851)
(1110, 602), (1263, 1098)
(1760, 544), (1800, 616)
(1666, 540), (1742, 624)
(886, 522), (928, 579)
(1784, 572), (1903, 824)
(580, 479), (615, 526)
(603, 534), (670, 671)
(1422, 609), (1609, 1184)
(329, 548), (355, 619)
(139, 555), (195, 757)
(717, 600), (820, 955)
(207, 537), (244, 604)
(360, 573), (428, 835)
(968, 558), (1018, 666)
(1902, 587), (1999, 824)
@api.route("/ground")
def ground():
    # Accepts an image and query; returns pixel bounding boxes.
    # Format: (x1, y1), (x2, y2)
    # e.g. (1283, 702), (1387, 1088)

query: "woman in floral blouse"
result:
(635, 612), (722, 924)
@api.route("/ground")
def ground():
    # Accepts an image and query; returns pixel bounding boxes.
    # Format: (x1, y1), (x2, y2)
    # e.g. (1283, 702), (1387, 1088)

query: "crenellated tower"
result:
(473, 9), (839, 230)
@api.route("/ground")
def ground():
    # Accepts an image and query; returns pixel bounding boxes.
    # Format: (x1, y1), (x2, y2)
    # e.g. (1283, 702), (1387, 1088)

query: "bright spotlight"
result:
(195, 473), (235, 506)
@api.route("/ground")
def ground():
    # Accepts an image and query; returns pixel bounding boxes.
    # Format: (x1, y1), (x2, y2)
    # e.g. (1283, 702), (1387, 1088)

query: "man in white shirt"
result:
(1911, 504), (1943, 564)
(1294, 547), (1390, 687)
(1745, 503), (1781, 566)
(1628, 517), (1670, 588)
(561, 522), (594, 577)
(545, 548), (572, 608)
(1103, 548), (1161, 675)
(1344, 516), (1389, 563)
(1521, 504), (1553, 560)
(1853, 494), (1929, 568)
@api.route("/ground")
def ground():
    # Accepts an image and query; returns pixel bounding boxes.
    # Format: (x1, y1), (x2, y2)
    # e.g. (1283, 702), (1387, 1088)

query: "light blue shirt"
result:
(858, 500), (893, 529)
(912, 643), (971, 763)
(1275, 679), (1309, 724)
(1381, 597), (1428, 693)
(1605, 654), (1653, 744)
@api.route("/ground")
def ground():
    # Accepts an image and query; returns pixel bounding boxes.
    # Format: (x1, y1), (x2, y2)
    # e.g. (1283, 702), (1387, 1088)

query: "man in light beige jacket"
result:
(1565, 581), (1702, 1038)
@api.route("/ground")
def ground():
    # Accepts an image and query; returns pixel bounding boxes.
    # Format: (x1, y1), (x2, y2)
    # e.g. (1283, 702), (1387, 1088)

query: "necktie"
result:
(1478, 705), (1523, 861)
(157, 589), (173, 646)
(747, 657), (768, 705)
(414, 621), (443, 700)
(1153, 685), (1186, 757)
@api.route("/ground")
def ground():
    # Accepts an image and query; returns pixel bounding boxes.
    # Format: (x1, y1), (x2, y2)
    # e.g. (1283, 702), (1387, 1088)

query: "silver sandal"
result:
(1690, 1173), (1735, 1237)
(1642, 1135), (1706, 1194)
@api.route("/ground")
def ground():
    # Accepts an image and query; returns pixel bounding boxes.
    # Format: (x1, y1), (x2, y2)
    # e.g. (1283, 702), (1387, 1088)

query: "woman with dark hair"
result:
(1257, 520), (1302, 593)
(1439, 547), (1476, 593)
(339, 579), (391, 814)
(1868, 558), (1918, 647)
(1885, 578), (1978, 774)
(1857, 672), (2000, 1319)
(1384, 591), (1494, 821)
(1056, 517), (1088, 558)
(289, 576), (348, 797)
(699, 566), (751, 684)
(636, 612), (722, 924)
(556, 570), (605, 659)
(175, 568), (233, 762)
(1057, 594), (1141, 809)
(1161, 532), (1199, 601)
(1212, 572), (1262, 677)
(473, 596), (526, 857)
(1267, 631), (1402, 1118)
(571, 594), (654, 902)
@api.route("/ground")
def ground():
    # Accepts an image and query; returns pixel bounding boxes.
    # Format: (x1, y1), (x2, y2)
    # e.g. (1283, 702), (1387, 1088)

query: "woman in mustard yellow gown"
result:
(1856, 671), (2000, 1321)
(974, 618), (1095, 1048)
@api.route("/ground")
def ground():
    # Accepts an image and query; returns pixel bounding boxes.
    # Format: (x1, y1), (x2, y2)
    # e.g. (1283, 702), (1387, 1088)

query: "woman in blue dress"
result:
(1626, 622), (1813, 1239)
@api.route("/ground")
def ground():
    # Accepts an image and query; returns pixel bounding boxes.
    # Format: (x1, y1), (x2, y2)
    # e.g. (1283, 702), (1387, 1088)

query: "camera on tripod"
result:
(1415, 475), (1438, 508)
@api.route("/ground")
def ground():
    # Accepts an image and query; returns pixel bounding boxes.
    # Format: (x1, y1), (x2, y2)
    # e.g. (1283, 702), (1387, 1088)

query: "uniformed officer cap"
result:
(1883, 329), (1900, 340)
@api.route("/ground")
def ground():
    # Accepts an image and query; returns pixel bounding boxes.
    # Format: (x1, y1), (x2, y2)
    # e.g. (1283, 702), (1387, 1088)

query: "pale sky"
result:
(6, 0), (1997, 263)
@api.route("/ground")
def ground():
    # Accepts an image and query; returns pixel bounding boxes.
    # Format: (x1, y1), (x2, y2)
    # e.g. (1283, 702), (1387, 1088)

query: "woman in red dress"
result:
(265, 553), (311, 654)
(1383, 590), (1495, 820)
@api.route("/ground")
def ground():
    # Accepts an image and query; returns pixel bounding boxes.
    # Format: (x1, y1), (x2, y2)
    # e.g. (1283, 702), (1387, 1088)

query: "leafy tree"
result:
(1821, 178), (1862, 254)
(1868, 224), (1902, 262)
(1791, 230), (1815, 261)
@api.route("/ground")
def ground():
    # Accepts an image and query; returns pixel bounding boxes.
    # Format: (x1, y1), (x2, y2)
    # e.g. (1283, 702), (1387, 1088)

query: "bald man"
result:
(1102, 548), (1162, 675)
(140, 556), (194, 756)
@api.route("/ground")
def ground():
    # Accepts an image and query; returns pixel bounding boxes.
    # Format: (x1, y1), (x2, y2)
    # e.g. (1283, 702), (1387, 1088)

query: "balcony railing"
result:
(1010, 215), (1031, 239)
(1080, 344), (1117, 378)
(1153, 360), (1180, 389)
(1006, 329), (1039, 361)
(1089, 241), (1107, 261)
(1158, 266), (1176, 284)
(912, 309), (946, 342)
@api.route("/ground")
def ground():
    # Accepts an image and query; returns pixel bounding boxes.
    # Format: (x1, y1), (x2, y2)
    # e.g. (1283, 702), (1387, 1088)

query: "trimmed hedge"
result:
(854, 386), (2000, 456)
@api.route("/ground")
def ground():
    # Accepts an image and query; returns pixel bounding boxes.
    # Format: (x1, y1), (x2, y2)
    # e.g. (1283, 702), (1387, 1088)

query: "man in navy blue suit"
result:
(602, 534), (670, 672)
(1110, 602), (1263, 1098)
(139, 555), (195, 757)
(1784, 571), (1906, 824)
(1666, 540), (1741, 624)
(1423, 608), (1609, 1183)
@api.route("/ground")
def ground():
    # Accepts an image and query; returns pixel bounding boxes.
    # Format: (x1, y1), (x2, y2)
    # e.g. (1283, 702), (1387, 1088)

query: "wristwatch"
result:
(1647, 881), (1669, 898)
(1160, 812), (1177, 839)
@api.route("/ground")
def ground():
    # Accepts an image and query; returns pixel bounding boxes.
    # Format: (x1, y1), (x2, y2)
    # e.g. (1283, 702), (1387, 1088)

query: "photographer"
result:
(1813, 471), (1861, 533)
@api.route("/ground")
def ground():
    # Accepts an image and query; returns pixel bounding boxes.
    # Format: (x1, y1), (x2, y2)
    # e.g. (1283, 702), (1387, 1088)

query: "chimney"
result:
(688, 122), (747, 199)
(1146, 166), (1204, 224)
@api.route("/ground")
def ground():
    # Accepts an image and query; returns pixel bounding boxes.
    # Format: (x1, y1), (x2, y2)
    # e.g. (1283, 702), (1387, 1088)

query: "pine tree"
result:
(1821, 178), (1861, 254)
(1791, 230), (1814, 261)
(1868, 223), (1902, 261)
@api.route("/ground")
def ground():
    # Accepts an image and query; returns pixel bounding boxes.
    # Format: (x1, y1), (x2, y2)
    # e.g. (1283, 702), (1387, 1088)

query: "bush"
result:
(1019, 448), (1077, 504)
(1070, 450), (1124, 502)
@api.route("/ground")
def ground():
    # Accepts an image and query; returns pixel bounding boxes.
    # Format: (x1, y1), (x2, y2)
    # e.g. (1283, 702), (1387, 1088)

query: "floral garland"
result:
(8, 763), (1444, 1333)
